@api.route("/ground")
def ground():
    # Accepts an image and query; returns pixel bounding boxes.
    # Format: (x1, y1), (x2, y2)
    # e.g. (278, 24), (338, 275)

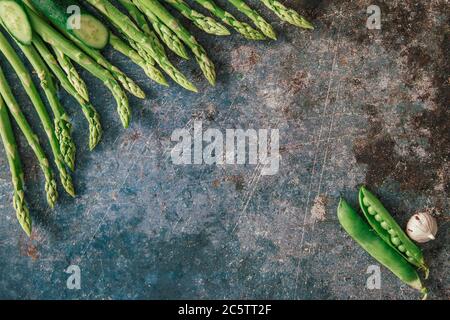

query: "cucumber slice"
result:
(71, 14), (109, 50)
(30, 0), (109, 50)
(0, 1), (32, 45)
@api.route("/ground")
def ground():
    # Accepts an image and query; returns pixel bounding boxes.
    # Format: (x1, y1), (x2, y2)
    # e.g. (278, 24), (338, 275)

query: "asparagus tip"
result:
(303, 22), (314, 30)
(24, 226), (32, 238)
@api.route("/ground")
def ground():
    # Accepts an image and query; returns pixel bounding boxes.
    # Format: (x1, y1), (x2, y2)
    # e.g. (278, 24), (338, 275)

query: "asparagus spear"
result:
(128, 39), (168, 86)
(59, 29), (145, 100)
(0, 94), (32, 236)
(27, 0), (145, 99)
(120, 0), (187, 61)
(118, 0), (180, 88)
(52, 48), (90, 102)
(26, 0), (143, 99)
(0, 66), (58, 208)
(84, 0), (197, 92)
(0, 30), (75, 197)
(136, 0), (216, 85)
(33, 36), (103, 150)
(228, 0), (276, 39)
(261, 0), (313, 29)
(109, 33), (168, 86)
(109, 2), (168, 85)
(70, 0), (165, 84)
(18, 42), (76, 171)
(163, 0), (230, 36)
(24, 4), (131, 128)
(117, 0), (166, 55)
(119, 0), (150, 33)
(119, 0), (156, 37)
(193, 0), (265, 40)
(131, 1), (189, 59)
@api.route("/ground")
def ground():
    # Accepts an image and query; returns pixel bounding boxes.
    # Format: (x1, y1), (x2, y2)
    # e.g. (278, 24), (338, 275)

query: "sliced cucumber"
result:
(72, 14), (109, 49)
(30, 0), (109, 50)
(0, 1), (33, 45)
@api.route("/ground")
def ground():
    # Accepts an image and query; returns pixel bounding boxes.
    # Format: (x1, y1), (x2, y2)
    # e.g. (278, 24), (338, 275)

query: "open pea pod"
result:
(337, 198), (427, 299)
(358, 186), (429, 278)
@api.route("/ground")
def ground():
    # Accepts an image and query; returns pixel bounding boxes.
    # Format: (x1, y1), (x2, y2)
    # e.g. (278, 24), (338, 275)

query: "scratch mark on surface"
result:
(231, 163), (263, 233)
(312, 79), (343, 230)
(293, 19), (343, 299)
(75, 133), (154, 265)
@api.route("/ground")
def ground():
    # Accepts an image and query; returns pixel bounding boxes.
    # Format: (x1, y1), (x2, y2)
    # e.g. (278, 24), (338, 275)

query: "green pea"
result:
(406, 251), (412, 257)
(391, 236), (401, 246)
(367, 206), (377, 215)
(381, 221), (390, 230)
(408, 257), (415, 263)
(398, 245), (406, 252)
(374, 214), (383, 222)
(388, 228), (397, 236)
(362, 197), (371, 207)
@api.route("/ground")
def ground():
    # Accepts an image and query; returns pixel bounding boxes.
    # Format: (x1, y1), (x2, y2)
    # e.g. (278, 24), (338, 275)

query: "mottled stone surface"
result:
(0, 0), (448, 299)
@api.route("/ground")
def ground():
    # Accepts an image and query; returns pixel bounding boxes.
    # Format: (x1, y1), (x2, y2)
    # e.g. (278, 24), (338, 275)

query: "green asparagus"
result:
(26, 0), (143, 100)
(119, 0), (152, 34)
(137, 0), (216, 85)
(118, 0), (179, 87)
(129, 39), (167, 84)
(59, 29), (145, 100)
(53, 48), (90, 102)
(109, 33), (168, 86)
(0, 94), (32, 236)
(33, 36), (103, 150)
(130, 1), (189, 60)
(193, 0), (265, 40)
(261, 0), (313, 29)
(0, 65), (58, 208)
(108, 3), (167, 85)
(118, 0), (165, 54)
(228, 0), (276, 39)
(84, 0), (197, 92)
(163, 0), (230, 36)
(120, 0), (187, 60)
(24, 4), (131, 128)
(18, 42), (76, 171)
(0, 30), (75, 197)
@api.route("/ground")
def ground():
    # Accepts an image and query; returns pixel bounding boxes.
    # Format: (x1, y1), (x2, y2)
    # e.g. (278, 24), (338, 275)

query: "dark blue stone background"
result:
(0, 0), (448, 299)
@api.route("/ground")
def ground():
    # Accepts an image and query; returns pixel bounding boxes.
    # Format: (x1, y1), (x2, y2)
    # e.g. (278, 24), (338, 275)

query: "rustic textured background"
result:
(0, 0), (448, 299)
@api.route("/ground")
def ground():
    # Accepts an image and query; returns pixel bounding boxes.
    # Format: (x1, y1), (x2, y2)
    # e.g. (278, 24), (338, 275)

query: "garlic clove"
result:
(406, 211), (438, 243)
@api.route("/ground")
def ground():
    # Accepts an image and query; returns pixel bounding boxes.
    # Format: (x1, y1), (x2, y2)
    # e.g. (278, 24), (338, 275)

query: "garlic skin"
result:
(406, 211), (438, 243)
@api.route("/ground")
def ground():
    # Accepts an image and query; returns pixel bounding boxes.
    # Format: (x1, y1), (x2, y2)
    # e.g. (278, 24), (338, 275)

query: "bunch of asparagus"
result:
(0, 0), (312, 236)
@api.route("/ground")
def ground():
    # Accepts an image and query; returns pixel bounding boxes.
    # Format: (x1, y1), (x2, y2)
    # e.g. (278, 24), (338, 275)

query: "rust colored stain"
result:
(354, 103), (448, 194)
(230, 46), (261, 73)
(349, 0), (449, 196)
(283, 71), (311, 95)
(225, 175), (245, 192)
(211, 179), (220, 188)
(18, 236), (39, 261)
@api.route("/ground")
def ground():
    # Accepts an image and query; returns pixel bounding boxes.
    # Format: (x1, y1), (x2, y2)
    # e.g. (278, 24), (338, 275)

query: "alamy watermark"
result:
(366, 5), (381, 30)
(65, 265), (81, 290)
(366, 265), (381, 290)
(171, 121), (280, 175)
(66, 5), (81, 30)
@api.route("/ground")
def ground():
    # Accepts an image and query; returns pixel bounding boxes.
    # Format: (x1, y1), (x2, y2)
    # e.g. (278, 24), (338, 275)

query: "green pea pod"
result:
(358, 187), (429, 278)
(338, 198), (427, 299)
